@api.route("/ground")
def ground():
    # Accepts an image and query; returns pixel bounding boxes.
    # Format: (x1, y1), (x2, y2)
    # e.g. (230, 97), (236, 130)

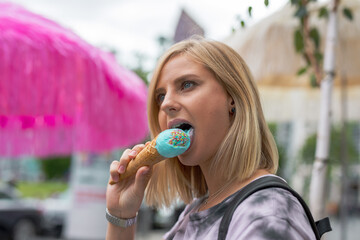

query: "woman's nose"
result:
(160, 94), (180, 114)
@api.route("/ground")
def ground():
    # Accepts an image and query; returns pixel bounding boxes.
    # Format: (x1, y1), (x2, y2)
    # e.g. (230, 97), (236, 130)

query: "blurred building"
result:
(173, 9), (205, 43)
(0, 157), (43, 182)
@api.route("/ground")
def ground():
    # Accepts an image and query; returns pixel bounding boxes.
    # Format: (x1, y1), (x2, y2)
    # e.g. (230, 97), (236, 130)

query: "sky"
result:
(4, 0), (288, 70)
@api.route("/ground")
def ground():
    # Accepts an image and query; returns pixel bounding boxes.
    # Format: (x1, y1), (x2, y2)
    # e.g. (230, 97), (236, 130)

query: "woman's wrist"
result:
(106, 221), (136, 240)
(105, 208), (138, 228)
(106, 207), (138, 219)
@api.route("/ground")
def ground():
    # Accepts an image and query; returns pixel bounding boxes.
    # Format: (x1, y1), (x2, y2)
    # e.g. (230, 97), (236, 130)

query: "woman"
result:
(106, 37), (316, 239)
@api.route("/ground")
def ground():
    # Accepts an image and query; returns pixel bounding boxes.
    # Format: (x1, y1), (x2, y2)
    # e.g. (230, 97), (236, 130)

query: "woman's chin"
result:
(177, 154), (197, 167)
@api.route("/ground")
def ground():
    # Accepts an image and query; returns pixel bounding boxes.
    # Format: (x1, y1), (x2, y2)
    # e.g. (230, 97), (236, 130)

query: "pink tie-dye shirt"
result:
(164, 176), (316, 240)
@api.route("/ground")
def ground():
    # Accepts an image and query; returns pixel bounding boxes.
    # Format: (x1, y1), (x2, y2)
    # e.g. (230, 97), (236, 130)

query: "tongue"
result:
(185, 128), (194, 142)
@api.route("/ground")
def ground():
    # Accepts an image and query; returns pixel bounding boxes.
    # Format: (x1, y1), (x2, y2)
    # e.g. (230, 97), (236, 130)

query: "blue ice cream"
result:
(155, 129), (191, 158)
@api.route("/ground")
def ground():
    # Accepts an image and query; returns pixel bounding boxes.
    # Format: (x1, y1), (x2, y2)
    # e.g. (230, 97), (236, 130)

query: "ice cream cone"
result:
(109, 128), (190, 184)
(109, 137), (163, 184)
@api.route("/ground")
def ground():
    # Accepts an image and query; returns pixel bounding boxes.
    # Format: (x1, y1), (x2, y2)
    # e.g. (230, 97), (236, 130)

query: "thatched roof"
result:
(224, 0), (360, 88)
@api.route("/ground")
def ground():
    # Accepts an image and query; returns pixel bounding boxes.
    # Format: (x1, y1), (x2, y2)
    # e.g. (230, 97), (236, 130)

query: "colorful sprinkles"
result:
(168, 129), (189, 147)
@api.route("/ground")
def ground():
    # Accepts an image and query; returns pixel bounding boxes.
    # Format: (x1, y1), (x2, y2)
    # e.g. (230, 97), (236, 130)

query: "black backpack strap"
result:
(315, 217), (332, 238)
(218, 176), (332, 240)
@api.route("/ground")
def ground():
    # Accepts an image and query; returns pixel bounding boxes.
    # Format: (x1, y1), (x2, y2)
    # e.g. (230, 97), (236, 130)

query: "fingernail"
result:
(130, 151), (137, 156)
(142, 168), (150, 176)
(118, 165), (125, 174)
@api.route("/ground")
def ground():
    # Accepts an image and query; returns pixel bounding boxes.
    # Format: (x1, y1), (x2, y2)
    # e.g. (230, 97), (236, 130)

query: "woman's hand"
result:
(106, 143), (152, 219)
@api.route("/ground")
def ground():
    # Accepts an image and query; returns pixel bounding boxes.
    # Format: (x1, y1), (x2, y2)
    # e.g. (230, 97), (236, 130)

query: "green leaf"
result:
(300, 124), (360, 164)
(297, 66), (308, 76)
(318, 7), (329, 19)
(343, 7), (353, 21)
(241, 20), (245, 28)
(295, 6), (308, 18)
(314, 51), (323, 63)
(264, 0), (269, 7)
(294, 29), (304, 53)
(310, 74), (318, 87)
(40, 156), (71, 180)
(248, 6), (252, 17)
(290, 0), (300, 5)
(309, 27), (320, 49)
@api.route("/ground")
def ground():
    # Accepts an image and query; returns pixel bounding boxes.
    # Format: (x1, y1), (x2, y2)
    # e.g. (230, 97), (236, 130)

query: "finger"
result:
(109, 160), (120, 183)
(118, 149), (132, 174)
(128, 144), (146, 158)
(133, 166), (152, 197)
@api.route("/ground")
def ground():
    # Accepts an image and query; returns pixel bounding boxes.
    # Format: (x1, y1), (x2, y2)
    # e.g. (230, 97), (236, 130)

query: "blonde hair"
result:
(146, 37), (278, 208)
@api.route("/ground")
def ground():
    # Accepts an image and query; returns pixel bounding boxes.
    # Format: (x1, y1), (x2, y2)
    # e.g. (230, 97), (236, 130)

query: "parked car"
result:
(0, 182), (43, 240)
(40, 189), (70, 238)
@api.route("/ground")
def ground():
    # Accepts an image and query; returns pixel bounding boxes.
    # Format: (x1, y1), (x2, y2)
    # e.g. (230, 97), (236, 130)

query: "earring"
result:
(231, 107), (236, 114)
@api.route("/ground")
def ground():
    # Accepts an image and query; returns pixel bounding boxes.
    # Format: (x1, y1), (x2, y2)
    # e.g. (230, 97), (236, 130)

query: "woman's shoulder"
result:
(228, 187), (316, 239)
(229, 175), (306, 219)
(237, 187), (306, 218)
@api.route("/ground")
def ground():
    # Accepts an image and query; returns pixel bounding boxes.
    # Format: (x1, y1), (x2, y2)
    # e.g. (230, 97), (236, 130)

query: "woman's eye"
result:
(182, 81), (194, 90)
(156, 94), (165, 104)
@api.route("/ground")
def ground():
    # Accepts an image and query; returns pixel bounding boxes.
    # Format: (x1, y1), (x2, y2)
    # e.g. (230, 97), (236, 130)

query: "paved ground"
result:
(135, 229), (167, 240)
(31, 229), (167, 240)
(326, 216), (360, 240)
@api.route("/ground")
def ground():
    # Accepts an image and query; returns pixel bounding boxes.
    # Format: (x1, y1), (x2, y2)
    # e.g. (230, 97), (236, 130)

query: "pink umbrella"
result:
(0, 3), (148, 157)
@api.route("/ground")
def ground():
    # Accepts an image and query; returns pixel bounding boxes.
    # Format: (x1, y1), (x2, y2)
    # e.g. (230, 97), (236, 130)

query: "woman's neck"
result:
(198, 168), (271, 211)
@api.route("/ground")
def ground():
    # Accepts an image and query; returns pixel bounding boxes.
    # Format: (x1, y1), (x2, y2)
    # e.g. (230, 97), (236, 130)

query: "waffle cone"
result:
(109, 137), (165, 184)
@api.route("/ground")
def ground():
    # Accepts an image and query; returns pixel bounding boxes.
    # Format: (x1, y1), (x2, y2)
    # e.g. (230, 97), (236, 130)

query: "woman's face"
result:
(155, 54), (233, 167)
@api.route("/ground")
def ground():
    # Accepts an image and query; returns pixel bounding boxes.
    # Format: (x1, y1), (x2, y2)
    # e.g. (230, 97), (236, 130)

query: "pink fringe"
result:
(0, 3), (149, 157)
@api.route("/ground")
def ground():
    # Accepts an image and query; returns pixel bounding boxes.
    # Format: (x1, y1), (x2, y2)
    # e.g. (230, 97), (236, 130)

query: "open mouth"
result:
(172, 122), (194, 151)
(173, 123), (192, 131)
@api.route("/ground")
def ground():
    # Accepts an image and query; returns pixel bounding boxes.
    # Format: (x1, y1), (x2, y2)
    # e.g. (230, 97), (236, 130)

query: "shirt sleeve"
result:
(226, 188), (317, 240)
(230, 215), (316, 240)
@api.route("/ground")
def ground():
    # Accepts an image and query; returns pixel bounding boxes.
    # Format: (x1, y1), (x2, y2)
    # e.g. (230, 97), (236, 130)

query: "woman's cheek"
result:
(158, 113), (167, 130)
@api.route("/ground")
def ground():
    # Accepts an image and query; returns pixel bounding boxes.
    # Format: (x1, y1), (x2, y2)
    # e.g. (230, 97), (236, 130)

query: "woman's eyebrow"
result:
(155, 74), (200, 94)
(173, 74), (199, 84)
(154, 87), (164, 96)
